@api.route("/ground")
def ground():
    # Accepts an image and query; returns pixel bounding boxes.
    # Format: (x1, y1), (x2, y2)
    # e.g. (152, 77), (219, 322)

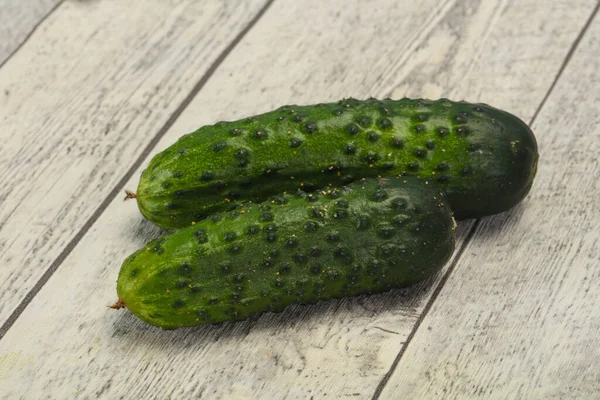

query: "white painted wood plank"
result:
(379, 8), (600, 400)
(0, 0), (62, 64)
(0, 0), (595, 399)
(0, 0), (269, 325)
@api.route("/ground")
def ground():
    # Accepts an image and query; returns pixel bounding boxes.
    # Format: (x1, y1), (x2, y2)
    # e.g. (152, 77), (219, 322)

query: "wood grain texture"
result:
(0, 0), (269, 325)
(0, 0), (596, 399)
(0, 0), (62, 65)
(379, 8), (600, 400)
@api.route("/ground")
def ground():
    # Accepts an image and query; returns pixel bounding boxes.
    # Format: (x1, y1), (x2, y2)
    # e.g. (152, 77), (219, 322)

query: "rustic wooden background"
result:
(0, 0), (598, 399)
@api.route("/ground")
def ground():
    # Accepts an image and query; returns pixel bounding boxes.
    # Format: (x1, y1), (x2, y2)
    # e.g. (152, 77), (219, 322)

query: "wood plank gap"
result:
(529, 0), (600, 127)
(0, 0), (276, 341)
(371, 219), (481, 400)
(371, 4), (600, 397)
(0, 0), (66, 69)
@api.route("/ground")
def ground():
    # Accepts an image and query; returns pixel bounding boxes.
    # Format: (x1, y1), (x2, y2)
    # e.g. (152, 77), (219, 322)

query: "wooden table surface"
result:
(1, 1), (599, 399)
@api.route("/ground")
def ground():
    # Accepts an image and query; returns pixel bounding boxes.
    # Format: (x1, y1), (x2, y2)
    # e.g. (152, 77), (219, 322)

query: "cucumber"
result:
(115, 177), (455, 329)
(136, 98), (537, 229)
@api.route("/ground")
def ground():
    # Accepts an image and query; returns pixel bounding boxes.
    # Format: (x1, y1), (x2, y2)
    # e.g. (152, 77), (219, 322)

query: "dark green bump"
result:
(289, 138), (303, 148)
(129, 268), (138, 277)
(247, 225), (259, 235)
(326, 232), (340, 242)
(294, 253), (308, 264)
(262, 257), (274, 268)
(378, 118), (393, 130)
(296, 278), (309, 287)
(414, 125), (425, 134)
(270, 249), (280, 258)
(413, 113), (430, 122)
(252, 129), (269, 140)
(363, 151), (380, 164)
(219, 262), (232, 273)
(200, 171), (215, 182)
(413, 148), (427, 158)
(297, 290), (306, 297)
(285, 237), (299, 247)
(437, 175), (451, 183)
(264, 223), (277, 233)
(173, 300), (185, 309)
(333, 246), (353, 264)
(176, 280), (188, 289)
(426, 140), (436, 150)
(436, 163), (450, 171)
(176, 149), (186, 156)
(407, 162), (420, 171)
(311, 208), (325, 219)
(335, 200), (349, 208)
(240, 298), (251, 307)
(392, 214), (410, 226)
(367, 259), (386, 275)
(260, 212), (274, 222)
(390, 137), (404, 148)
(210, 181), (225, 191)
(179, 263), (192, 274)
(167, 202), (178, 210)
(378, 244), (397, 257)
(211, 141), (227, 152)
(346, 124), (360, 136)
(356, 115), (372, 127)
(265, 233), (277, 242)
(305, 221), (318, 232)
(210, 214), (222, 223)
(309, 247), (322, 257)
(351, 264), (362, 273)
(173, 190), (184, 198)
(367, 131), (380, 142)
(259, 204), (272, 212)
(454, 114), (467, 124)
(228, 243), (242, 253)
(455, 126), (469, 136)
(233, 274), (245, 282)
(333, 209), (348, 218)
(172, 171), (183, 178)
(325, 269), (340, 281)
(195, 309), (209, 320)
(460, 166), (474, 176)
(437, 127), (449, 137)
(208, 297), (218, 305)
(391, 197), (408, 210)
(356, 216), (370, 230)
(378, 225), (395, 238)
(229, 127), (242, 136)
(333, 109), (344, 116)
(190, 286), (200, 294)
(306, 193), (318, 202)
(468, 143), (482, 152)
(230, 293), (241, 302)
(371, 189), (388, 202)
(310, 264), (322, 274)
(277, 263), (291, 275)
(161, 182), (172, 189)
(344, 143), (357, 154)
(274, 277), (285, 287)
(224, 232), (237, 242)
(303, 121), (318, 134)
(381, 162), (395, 170)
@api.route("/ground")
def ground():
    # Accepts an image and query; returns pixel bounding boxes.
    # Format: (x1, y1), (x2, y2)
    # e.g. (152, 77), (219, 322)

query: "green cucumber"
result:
(115, 177), (455, 329)
(136, 97), (538, 229)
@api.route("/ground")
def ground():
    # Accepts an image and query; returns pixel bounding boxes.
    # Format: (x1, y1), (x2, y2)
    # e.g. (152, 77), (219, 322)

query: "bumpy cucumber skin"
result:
(137, 98), (537, 229)
(118, 177), (455, 329)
